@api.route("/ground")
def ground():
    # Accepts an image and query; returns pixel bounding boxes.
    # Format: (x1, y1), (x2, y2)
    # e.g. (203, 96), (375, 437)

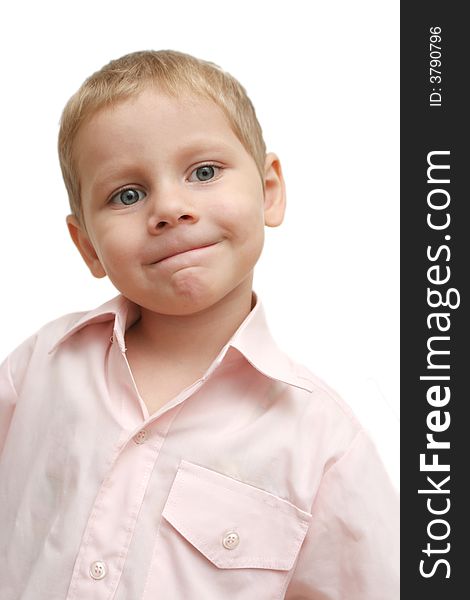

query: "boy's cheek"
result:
(216, 193), (265, 225)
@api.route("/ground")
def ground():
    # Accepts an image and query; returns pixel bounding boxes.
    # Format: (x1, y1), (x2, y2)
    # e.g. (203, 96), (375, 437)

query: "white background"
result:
(0, 0), (399, 489)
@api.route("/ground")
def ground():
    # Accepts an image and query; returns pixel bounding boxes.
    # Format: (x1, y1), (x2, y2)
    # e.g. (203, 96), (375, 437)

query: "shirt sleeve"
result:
(0, 333), (37, 458)
(0, 354), (18, 457)
(285, 429), (399, 600)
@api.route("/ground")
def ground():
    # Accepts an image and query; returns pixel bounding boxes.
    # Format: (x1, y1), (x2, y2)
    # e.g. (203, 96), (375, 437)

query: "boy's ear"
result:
(66, 214), (107, 278)
(263, 152), (286, 227)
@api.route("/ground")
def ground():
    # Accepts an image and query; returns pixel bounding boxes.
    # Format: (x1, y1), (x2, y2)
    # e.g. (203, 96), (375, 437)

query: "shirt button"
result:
(222, 531), (240, 550)
(89, 560), (107, 580)
(134, 429), (147, 444)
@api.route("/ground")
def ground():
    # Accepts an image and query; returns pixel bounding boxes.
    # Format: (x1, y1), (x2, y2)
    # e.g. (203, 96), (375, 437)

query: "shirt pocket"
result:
(143, 459), (311, 600)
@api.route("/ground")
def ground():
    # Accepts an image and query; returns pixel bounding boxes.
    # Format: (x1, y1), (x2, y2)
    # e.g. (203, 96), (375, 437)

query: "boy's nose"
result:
(146, 188), (199, 233)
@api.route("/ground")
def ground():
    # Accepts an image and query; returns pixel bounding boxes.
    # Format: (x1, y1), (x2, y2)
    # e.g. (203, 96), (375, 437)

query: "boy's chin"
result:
(115, 270), (253, 317)
(129, 287), (229, 317)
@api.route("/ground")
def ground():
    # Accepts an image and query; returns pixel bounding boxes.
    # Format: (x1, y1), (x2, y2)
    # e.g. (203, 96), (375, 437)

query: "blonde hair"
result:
(58, 49), (267, 229)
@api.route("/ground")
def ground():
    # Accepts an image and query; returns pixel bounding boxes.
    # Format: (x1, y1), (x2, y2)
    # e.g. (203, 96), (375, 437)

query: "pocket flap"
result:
(162, 459), (311, 570)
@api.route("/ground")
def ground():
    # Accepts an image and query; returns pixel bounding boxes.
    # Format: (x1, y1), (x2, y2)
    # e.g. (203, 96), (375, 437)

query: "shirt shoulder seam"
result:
(300, 371), (363, 430)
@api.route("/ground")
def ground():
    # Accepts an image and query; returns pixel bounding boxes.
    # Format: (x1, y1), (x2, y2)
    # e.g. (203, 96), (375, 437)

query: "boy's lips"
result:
(149, 241), (219, 264)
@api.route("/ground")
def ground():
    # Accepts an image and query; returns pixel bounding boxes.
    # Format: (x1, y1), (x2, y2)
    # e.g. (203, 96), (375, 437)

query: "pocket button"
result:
(222, 531), (240, 550)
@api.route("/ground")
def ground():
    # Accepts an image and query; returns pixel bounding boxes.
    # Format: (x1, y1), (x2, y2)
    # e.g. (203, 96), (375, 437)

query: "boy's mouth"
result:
(150, 241), (219, 264)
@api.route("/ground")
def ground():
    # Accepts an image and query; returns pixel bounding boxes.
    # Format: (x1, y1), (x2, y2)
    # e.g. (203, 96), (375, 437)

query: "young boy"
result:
(0, 50), (398, 599)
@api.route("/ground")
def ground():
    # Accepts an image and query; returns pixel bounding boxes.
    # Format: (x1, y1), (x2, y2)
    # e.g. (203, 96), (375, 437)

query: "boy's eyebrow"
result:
(172, 138), (237, 159)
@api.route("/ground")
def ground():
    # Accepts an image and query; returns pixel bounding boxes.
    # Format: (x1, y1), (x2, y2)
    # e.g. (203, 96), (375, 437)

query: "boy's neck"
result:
(125, 279), (254, 368)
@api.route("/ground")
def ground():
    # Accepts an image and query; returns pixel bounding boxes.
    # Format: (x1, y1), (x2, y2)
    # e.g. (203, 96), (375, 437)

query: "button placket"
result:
(66, 433), (164, 599)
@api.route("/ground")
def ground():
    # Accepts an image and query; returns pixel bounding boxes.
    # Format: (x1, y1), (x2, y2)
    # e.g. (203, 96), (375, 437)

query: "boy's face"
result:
(67, 87), (285, 316)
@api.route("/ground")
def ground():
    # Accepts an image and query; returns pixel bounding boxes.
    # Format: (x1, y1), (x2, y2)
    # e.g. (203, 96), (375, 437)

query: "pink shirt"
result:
(0, 292), (399, 599)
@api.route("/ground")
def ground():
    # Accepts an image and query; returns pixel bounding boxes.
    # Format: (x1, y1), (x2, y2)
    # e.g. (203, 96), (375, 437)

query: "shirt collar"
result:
(48, 292), (313, 392)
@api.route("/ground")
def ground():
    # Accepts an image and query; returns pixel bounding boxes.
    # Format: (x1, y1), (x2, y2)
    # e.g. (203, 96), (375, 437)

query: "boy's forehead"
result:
(75, 87), (237, 154)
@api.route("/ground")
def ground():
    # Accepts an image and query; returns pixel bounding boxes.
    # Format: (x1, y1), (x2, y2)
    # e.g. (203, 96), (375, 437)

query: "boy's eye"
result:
(188, 164), (221, 182)
(110, 187), (146, 206)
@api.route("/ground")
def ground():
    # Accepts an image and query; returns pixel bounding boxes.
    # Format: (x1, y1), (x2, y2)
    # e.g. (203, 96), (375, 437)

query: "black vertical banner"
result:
(401, 2), (468, 597)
